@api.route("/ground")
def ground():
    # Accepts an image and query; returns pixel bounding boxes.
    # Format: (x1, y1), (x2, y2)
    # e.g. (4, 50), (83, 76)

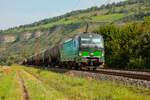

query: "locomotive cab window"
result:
(80, 35), (104, 49)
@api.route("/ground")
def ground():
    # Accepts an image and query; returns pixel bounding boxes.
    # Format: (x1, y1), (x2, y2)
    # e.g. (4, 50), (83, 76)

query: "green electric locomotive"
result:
(60, 32), (105, 70)
(24, 32), (105, 70)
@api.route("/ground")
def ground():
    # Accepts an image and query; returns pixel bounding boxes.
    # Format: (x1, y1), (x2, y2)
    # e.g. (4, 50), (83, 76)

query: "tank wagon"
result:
(23, 33), (105, 70)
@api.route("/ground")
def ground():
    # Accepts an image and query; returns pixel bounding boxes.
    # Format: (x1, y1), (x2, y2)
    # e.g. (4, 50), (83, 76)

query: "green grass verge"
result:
(1, 65), (150, 100)
(0, 69), (22, 100)
(21, 70), (67, 100)
(22, 66), (150, 100)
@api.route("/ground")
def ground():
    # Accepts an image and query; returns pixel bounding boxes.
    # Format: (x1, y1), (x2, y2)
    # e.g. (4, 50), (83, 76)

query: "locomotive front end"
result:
(78, 33), (105, 68)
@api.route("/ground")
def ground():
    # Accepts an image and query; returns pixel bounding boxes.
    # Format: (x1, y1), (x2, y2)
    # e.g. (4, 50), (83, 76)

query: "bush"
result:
(127, 57), (145, 69)
(95, 20), (150, 69)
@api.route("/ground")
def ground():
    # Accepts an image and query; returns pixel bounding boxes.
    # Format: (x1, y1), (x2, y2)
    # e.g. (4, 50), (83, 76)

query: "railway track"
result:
(46, 67), (150, 89)
(48, 67), (150, 81)
(24, 65), (150, 88)
(28, 64), (150, 80)
(96, 69), (150, 81)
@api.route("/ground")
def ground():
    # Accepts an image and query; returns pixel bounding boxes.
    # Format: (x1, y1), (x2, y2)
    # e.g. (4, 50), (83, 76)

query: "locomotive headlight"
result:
(79, 52), (82, 56)
(102, 52), (104, 56)
(90, 53), (94, 55)
(79, 51), (89, 57)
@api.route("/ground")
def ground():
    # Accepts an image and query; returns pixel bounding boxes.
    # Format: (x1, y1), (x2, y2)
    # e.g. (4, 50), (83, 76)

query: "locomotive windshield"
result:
(80, 35), (104, 49)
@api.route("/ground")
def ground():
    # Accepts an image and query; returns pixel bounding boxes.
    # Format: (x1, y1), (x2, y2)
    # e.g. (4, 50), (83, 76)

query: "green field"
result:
(2, 13), (128, 33)
(0, 65), (150, 100)
(92, 13), (127, 22)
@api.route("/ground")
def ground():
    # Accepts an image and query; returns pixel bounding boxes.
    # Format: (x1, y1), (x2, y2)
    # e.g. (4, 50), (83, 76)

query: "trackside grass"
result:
(22, 65), (150, 100)
(21, 69), (67, 100)
(0, 65), (150, 100)
(0, 68), (22, 100)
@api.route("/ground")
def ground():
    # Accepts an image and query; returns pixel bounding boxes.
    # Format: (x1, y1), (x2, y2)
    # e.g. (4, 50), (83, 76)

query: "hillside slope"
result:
(0, 0), (150, 65)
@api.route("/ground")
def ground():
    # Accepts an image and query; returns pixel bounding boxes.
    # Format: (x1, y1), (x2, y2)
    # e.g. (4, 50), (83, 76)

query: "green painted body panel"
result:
(93, 51), (102, 57)
(80, 51), (103, 57)
(60, 39), (79, 61)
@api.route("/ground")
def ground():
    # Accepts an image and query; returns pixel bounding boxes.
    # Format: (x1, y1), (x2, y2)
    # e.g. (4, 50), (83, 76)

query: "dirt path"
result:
(22, 69), (68, 100)
(23, 70), (49, 94)
(17, 71), (29, 100)
(22, 70), (59, 96)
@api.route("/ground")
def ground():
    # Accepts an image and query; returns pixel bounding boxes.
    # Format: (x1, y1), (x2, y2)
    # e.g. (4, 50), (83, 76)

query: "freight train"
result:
(23, 32), (105, 70)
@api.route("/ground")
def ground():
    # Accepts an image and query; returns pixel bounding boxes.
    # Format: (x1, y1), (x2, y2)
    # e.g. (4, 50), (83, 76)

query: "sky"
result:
(0, 0), (124, 30)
